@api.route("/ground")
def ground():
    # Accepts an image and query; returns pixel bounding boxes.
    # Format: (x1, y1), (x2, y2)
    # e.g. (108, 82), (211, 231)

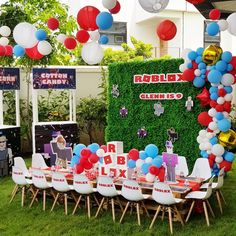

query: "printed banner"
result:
(0, 68), (20, 90)
(33, 68), (76, 89)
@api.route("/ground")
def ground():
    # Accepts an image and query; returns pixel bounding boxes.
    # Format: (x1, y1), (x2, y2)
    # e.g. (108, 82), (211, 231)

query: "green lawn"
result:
(0, 160), (236, 236)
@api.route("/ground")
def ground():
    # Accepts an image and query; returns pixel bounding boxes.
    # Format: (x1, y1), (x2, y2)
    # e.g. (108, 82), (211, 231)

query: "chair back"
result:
(73, 174), (93, 195)
(32, 169), (50, 189)
(152, 182), (176, 205)
(215, 167), (225, 189)
(121, 180), (144, 201)
(12, 166), (28, 185)
(14, 157), (31, 177)
(175, 156), (189, 176)
(97, 176), (118, 197)
(52, 172), (70, 192)
(204, 176), (214, 199)
(32, 153), (48, 169)
(189, 158), (211, 181)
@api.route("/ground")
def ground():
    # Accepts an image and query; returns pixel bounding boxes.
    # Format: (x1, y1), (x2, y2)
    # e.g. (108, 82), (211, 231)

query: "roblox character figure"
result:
(111, 84), (119, 98)
(154, 102), (164, 116)
(185, 96), (194, 111)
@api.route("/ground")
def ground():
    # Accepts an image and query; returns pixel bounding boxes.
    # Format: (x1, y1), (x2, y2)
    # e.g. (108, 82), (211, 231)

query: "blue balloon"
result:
(221, 51), (232, 63)
(99, 35), (109, 44)
(128, 159), (136, 169)
(209, 87), (218, 94)
(70, 155), (80, 167)
(227, 64), (233, 72)
(144, 144), (158, 158)
(13, 45), (25, 57)
(201, 75), (206, 79)
(206, 22), (220, 36)
(195, 56), (203, 64)
(215, 60), (227, 72)
(188, 51), (198, 60)
(99, 157), (103, 164)
(224, 152), (235, 162)
(201, 69), (206, 74)
(96, 12), (113, 30)
(224, 86), (233, 93)
(187, 63), (192, 69)
(73, 144), (86, 156)
(35, 29), (47, 41)
(193, 77), (205, 88)
(200, 150), (208, 158)
(209, 137), (218, 145)
(215, 112), (224, 120)
(141, 163), (151, 175)
(198, 62), (206, 70)
(139, 150), (148, 160)
(88, 143), (100, 154)
(208, 70), (222, 84)
(210, 92), (218, 101)
(217, 118), (231, 132)
(196, 47), (204, 55)
(152, 157), (163, 168)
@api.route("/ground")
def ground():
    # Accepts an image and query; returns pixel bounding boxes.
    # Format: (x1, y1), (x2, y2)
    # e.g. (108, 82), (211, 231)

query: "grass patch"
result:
(0, 159), (235, 236)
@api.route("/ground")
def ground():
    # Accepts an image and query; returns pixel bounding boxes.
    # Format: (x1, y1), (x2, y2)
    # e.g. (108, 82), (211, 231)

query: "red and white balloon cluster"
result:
(0, 26), (13, 57)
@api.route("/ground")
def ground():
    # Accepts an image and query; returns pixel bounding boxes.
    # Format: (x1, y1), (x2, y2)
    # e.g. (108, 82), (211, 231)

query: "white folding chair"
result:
(32, 153), (48, 169)
(9, 166), (33, 207)
(72, 174), (98, 218)
(119, 180), (150, 226)
(188, 158), (211, 181)
(185, 176), (215, 226)
(149, 182), (184, 234)
(95, 176), (123, 222)
(200, 167), (226, 214)
(29, 169), (54, 211)
(50, 172), (75, 215)
(14, 157), (31, 178)
(175, 156), (189, 177)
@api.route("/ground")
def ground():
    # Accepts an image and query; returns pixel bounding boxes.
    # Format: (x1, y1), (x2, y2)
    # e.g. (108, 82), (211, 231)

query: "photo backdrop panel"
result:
(106, 59), (206, 168)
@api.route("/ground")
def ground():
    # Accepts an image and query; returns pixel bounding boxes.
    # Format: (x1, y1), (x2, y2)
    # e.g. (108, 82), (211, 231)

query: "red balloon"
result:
(80, 156), (88, 166)
(128, 148), (139, 161)
(75, 164), (84, 174)
(157, 166), (165, 182)
(209, 9), (221, 20)
(100, 145), (107, 153)
(76, 30), (90, 44)
(182, 69), (195, 82)
(89, 153), (99, 164)
(47, 17), (59, 30)
(5, 45), (13, 56)
(197, 111), (212, 126)
(210, 100), (217, 108)
(109, 1), (121, 14)
(83, 161), (93, 170)
(25, 44), (44, 60)
(215, 104), (224, 112)
(149, 166), (160, 176)
(208, 154), (216, 161)
(219, 160), (232, 172)
(208, 159), (214, 168)
(192, 61), (198, 70)
(64, 37), (77, 50)
(186, 0), (205, 4)
(0, 45), (6, 56)
(196, 87), (210, 107)
(218, 88), (226, 97)
(80, 148), (92, 158)
(77, 6), (100, 31)
(157, 20), (177, 41)
(223, 102), (231, 113)
(207, 128), (213, 133)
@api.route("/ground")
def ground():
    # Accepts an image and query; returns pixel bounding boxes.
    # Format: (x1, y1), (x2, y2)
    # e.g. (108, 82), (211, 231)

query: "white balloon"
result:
(0, 37), (9, 46)
(145, 157), (153, 164)
(0, 26), (11, 37)
(224, 94), (233, 101)
(215, 156), (223, 164)
(138, 0), (169, 13)
(13, 22), (38, 48)
(223, 111), (230, 118)
(181, 48), (192, 59)
(199, 143), (206, 151)
(227, 12), (236, 36)
(208, 108), (216, 117)
(218, 85), (224, 89)
(218, 20), (228, 31)
(199, 130), (207, 138)
(146, 173), (156, 182)
(136, 159), (145, 168)
(206, 132), (214, 139)
(90, 31), (100, 42)
(179, 63), (187, 72)
(212, 144), (225, 156)
(214, 129), (221, 134)
(221, 73), (234, 86)
(102, 0), (117, 9)
(81, 42), (104, 65)
(57, 33), (67, 44)
(194, 69), (201, 77)
(96, 149), (105, 157)
(205, 142), (212, 151)
(209, 121), (218, 131)
(37, 41), (52, 55)
(217, 97), (225, 105)
(197, 136), (204, 144)
(207, 150), (212, 154)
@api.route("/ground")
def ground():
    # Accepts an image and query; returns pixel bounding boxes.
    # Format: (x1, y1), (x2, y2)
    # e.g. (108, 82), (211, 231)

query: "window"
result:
(203, 20), (220, 48)
(99, 22), (127, 45)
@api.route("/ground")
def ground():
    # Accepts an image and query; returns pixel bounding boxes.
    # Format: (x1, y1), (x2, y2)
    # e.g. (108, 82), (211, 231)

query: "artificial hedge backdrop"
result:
(106, 59), (206, 169)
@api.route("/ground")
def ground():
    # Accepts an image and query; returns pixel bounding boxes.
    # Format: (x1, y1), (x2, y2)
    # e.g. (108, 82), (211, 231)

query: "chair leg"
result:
(136, 203), (141, 226)
(111, 198), (115, 222)
(93, 195), (100, 206)
(116, 196), (124, 212)
(50, 189), (60, 206)
(64, 193), (68, 215)
(206, 199), (215, 218)
(119, 201), (130, 224)
(51, 193), (59, 212)
(219, 190), (226, 205)
(9, 185), (19, 203)
(87, 196), (91, 219)
(43, 190), (46, 211)
(185, 201), (195, 223)
(95, 197), (105, 218)
(168, 207), (173, 234)
(29, 189), (39, 208)
(21, 186), (25, 207)
(174, 205), (184, 226)
(216, 191), (223, 214)
(203, 201), (210, 226)
(72, 195), (82, 215)
(71, 192), (77, 203)
(149, 205), (161, 229)
(161, 207), (165, 221)
(141, 201), (150, 218)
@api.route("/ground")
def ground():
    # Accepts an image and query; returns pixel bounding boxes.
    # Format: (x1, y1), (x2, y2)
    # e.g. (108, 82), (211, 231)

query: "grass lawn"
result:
(0, 159), (236, 236)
